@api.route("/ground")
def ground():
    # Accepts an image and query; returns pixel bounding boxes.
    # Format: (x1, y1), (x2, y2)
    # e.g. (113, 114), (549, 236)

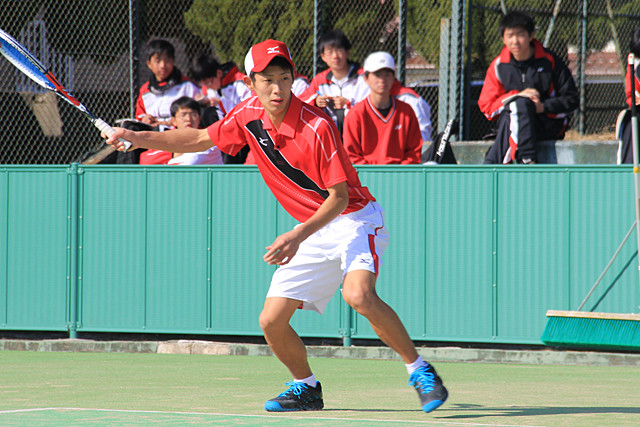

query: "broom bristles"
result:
(541, 310), (640, 351)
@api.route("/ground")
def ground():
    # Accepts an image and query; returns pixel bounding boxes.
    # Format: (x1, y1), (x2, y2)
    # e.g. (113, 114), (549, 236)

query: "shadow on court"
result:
(322, 408), (418, 413)
(442, 403), (640, 419)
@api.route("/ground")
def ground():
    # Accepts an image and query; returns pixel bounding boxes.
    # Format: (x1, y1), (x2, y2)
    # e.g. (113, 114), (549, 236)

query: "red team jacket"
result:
(626, 53), (640, 108)
(389, 80), (432, 142)
(135, 77), (200, 121)
(478, 39), (578, 122)
(343, 97), (422, 165)
(218, 64), (252, 116)
(299, 65), (370, 132)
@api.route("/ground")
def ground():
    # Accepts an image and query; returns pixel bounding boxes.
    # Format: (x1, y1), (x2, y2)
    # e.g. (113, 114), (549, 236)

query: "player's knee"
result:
(342, 286), (377, 312)
(258, 310), (278, 333)
(513, 96), (536, 113)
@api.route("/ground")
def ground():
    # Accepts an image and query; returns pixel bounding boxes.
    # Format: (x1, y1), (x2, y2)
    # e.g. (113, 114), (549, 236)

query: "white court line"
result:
(0, 408), (58, 413)
(0, 407), (544, 427)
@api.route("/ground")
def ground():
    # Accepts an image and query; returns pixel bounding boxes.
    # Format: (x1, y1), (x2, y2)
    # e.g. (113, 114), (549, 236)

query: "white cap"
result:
(363, 51), (396, 73)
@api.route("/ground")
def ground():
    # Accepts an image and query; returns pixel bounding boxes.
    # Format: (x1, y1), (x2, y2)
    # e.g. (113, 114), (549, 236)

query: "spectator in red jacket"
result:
(343, 51), (422, 164)
(478, 11), (578, 164)
(617, 27), (640, 164)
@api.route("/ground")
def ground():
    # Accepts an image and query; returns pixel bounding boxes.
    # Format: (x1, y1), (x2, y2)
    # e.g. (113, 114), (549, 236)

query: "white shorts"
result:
(266, 201), (389, 314)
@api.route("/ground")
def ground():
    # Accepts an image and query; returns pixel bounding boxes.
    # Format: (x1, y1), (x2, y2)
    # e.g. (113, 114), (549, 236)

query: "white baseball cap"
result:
(363, 51), (396, 73)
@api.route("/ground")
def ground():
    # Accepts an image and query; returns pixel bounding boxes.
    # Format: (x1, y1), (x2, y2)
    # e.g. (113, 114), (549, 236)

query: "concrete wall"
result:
(442, 140), (620, 165)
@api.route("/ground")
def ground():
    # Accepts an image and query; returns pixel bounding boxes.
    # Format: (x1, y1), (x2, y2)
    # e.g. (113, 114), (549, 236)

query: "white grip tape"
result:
(94, 118), (132, 152)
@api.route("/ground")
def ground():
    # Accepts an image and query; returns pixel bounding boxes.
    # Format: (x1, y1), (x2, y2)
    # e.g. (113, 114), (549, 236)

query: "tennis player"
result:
(105, 39), (448, 414)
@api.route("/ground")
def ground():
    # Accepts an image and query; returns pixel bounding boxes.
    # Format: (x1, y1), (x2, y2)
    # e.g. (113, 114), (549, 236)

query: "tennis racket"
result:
(0, 28), (132, 156)
(435, 119), (457, 162)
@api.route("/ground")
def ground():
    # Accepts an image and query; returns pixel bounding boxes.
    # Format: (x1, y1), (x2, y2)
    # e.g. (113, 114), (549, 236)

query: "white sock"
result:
(405, 355), (428, 375)
(294, 373), (317, 388)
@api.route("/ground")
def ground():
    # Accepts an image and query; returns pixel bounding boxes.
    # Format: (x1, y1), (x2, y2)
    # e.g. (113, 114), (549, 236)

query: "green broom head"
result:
(541, 311), (640, 351)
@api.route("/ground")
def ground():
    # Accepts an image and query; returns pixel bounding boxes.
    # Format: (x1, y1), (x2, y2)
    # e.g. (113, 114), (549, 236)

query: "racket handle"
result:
(94, 118), (133, 152)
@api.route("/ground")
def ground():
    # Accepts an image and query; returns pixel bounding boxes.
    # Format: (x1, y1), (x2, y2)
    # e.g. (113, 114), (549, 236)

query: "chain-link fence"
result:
(0, 0), (638, 163)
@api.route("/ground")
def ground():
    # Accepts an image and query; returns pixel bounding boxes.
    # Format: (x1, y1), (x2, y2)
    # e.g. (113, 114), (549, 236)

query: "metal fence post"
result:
(449, 0), (464, 137)
(341, 292), (353, 347)
(578, 0), (587, 135)
(130, 0), (141, 118)
(397, 0), (407, 85)
(314, 0), (323, 76)
(67, 163), (81, 339)
(464, 0), (472, 141)
(439, 18), (451, 133)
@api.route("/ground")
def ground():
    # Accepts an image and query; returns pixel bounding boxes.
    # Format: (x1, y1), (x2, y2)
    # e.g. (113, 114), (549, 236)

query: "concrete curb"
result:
(445, 139), (619, 164)
(1, 339), (639, 367)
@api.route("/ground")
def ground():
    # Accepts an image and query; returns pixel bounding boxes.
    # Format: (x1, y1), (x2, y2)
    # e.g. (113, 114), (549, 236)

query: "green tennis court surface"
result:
(1, 351), (638, 426)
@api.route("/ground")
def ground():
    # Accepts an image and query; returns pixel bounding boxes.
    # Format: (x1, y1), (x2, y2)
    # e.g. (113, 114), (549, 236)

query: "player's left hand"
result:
(263, 229), (303, 266)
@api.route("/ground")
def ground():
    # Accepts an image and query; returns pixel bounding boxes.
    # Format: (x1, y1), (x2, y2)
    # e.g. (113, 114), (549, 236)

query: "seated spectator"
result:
(219, 60), (253, 116)
(215, 60), (253, 164)
(478, 11), (578, 164)
(189, 53), (226, 127)
(389, 80), (433, 143)
(292, 72), (310, 96)
(139, 96), (223, 165)
(299, 29), (369, 135)
(617, 28), (640, 164)
(136, 39), (201, 128)
(361, 73), (433, 143)
(119, 38), (200, 164)
(342, 51), (421, 165)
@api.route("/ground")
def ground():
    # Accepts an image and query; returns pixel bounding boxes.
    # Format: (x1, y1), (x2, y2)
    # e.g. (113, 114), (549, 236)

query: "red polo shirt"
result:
(207, 95), (375, 223)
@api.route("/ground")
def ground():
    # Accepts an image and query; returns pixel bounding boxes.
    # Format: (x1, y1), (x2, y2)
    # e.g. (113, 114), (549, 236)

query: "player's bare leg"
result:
(259, 296), (312, 378)
(342, 269), (448, 413)
(342, 269), (418, 362)
(260, 296), (324, 412)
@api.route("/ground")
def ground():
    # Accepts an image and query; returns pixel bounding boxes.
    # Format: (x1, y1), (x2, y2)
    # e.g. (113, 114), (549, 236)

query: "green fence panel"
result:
(495, 168), (571, 343)
(352, 166), (428, 340)
(208, 166), (277, 335)
(0, 167), (69, 331)
(79, 167), (148, 331)
(424, 167), (495, 342)
(568, 169), (637, 314)
(144, 168), (211, 332)
(0, 170), (6, 328)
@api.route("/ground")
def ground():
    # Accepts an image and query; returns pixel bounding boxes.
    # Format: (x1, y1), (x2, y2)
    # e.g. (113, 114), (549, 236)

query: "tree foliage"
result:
(184, 0), (396, 77)
(185, 0), (315, 75)
(406, 0), (452, 68)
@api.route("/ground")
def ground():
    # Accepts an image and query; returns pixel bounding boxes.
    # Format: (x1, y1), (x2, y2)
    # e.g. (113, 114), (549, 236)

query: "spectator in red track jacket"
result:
(617, 28), (640, 164)
(478, 11), (578, 164)
(299, 30), (369, 135)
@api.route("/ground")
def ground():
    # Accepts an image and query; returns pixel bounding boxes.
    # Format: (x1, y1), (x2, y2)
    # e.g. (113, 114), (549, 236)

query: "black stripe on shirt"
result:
(245, 119), (329, 199)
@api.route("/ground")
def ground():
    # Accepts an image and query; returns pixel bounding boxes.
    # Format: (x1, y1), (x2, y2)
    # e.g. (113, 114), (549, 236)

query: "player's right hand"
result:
(102, 127), (138, 151)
